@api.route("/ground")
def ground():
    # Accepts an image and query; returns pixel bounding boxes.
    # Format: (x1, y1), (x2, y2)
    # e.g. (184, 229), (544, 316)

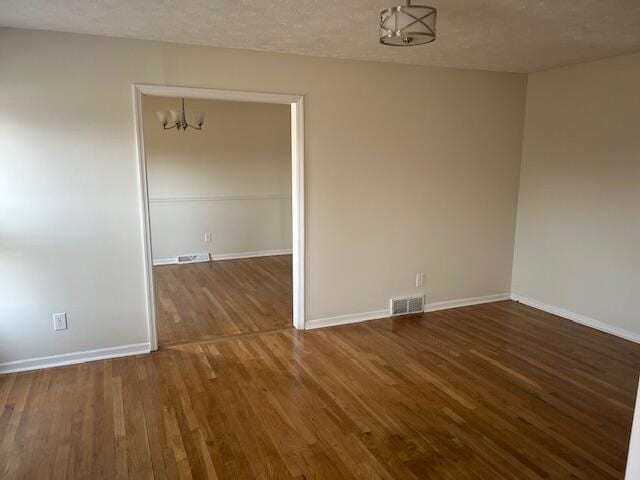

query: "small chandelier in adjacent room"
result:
(379, 0), (437, 46)
(156, 98), (204, 131)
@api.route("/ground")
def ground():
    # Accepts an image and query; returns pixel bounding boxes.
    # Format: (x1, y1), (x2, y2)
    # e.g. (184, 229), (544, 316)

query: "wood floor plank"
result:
(1, 298), (639, 479)
(154, 255), (292, 347)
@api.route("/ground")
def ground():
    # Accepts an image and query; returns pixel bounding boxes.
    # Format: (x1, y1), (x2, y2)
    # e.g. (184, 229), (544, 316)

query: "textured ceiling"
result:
(1, 0), (640, 73)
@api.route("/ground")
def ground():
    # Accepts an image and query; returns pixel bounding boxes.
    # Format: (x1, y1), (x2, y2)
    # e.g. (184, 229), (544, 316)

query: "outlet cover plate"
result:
(53, 312), (67, 331)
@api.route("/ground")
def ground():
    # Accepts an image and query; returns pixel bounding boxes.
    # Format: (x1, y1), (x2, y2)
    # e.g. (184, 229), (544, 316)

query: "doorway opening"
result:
(133, 85), (305, 349)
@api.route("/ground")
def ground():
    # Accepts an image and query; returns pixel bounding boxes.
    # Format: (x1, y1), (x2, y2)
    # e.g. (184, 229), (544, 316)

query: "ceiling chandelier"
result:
(156, 98), (205, 131)
(379, 0), (437, 46)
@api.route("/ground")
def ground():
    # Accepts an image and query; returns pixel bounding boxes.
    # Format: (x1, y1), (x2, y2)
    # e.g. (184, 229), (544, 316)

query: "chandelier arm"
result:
(158, 97), (204, 131)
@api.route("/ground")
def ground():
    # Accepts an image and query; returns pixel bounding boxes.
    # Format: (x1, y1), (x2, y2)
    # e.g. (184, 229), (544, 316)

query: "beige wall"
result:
(142, 96), (292, 261)
(512, 52), (640, 336)
(0, 28), (527, 364)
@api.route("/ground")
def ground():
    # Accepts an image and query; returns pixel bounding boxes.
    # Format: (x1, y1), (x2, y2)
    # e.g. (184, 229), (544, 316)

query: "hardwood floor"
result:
(1, 301), (639, 479)
(154, 255), (292, 347)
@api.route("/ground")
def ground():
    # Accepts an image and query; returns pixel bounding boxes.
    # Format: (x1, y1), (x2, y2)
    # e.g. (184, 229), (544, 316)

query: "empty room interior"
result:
(144, 95), (293, 346)
(0, 1), (639, 479)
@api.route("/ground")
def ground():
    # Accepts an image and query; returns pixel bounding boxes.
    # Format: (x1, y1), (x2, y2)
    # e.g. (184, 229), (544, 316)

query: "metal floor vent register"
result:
(390, 295), (424, 316)
(177, 253), (210, 264)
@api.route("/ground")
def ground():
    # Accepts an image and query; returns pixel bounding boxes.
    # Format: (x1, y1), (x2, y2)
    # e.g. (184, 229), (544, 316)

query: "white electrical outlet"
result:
(204, 232), (212, 242)
(53, 312), (67, 331)
(416, 272), (425, 288)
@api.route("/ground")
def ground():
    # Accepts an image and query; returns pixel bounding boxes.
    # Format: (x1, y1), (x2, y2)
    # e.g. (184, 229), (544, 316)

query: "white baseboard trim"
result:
(153, 258), (176, 266)
(0, 342), (151, 375)
(305, 293), (512, 331)
(211, 249), (292, 261)
(423, 293), (511, 313)
(153, 249), (292, 266)
(511, 293), (640, 344)
(7, 293), (634, 374)
(305, 309), (389, 330)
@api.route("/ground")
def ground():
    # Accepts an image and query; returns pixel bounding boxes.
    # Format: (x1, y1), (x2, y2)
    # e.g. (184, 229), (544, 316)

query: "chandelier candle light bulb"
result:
(193, 111), (205, 127)
(156, 98), (205, 131)
(379, 0), (437, 46)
